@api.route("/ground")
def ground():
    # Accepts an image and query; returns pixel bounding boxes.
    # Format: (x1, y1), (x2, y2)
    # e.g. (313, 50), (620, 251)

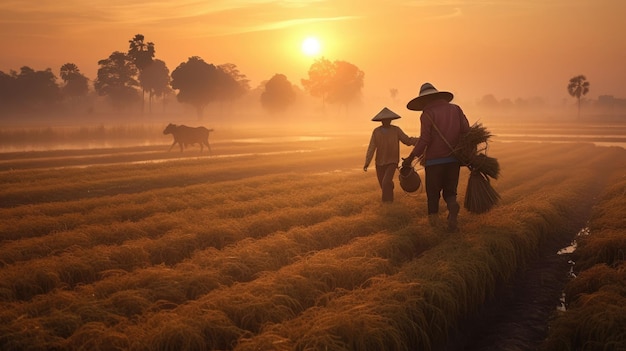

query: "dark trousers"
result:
(425, 162), (461, 214)
(375, 163), (397, 202)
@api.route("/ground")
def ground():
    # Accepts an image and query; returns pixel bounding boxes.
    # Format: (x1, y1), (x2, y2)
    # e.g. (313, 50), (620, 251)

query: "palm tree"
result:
(128, 34), (155, 114)
(59, 63), (89, 111)
(567, 75), (590, 120)
(139, 59), (171, 114)
(59, 63), (79, 82)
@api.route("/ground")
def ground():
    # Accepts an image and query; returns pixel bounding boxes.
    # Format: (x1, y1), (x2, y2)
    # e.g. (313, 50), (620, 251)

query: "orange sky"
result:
(1, 0), (624, 106)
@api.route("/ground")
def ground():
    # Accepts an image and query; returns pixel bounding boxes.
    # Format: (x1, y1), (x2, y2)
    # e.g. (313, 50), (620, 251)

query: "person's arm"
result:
(397, 127), (419, 146)
(405, 113), (431, 161)
(364, 130), (377, 171)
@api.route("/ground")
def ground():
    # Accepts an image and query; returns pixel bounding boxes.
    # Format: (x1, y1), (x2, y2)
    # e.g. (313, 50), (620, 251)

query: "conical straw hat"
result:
(407, 83), (454, 111)
(372, 107), (401, 121)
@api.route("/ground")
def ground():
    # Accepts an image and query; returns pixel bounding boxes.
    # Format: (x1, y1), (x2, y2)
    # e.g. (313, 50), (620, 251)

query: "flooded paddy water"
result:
(1, 121), (625, 153)
(487, 122), (626, 149)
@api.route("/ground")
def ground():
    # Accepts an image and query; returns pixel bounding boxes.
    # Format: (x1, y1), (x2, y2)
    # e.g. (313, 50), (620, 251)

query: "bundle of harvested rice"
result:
(464, 170), (500, 213)
(469, 153), (500, 180)
(455, 123), (493, 164)
(455, 123), (501, 213)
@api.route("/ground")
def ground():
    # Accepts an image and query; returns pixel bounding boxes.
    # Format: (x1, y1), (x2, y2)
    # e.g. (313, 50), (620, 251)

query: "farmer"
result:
(364, 107), (419, 203)
(402, 83), (470, 231)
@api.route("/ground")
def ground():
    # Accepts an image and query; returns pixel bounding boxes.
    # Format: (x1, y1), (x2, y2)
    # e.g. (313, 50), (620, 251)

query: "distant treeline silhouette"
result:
(476, 92), (626, 117)
(0, 34), (365, 120)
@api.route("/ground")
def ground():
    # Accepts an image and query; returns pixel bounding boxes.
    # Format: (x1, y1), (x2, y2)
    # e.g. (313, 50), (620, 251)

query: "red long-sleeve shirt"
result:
(408, 99), (470, 164)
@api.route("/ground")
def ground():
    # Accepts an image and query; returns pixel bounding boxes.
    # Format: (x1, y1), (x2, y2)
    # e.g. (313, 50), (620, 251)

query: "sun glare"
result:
(301, 37), (321, 56)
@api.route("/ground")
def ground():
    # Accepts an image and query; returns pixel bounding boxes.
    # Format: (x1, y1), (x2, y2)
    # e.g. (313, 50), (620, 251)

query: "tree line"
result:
(0, 34), (365, 120)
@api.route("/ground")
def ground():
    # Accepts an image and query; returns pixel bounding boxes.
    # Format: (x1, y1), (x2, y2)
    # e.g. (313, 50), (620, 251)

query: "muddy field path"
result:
(1, 135), (624, 351)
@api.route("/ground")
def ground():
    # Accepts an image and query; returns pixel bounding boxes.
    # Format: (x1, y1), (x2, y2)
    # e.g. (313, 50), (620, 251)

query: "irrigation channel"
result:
(446, 228), (583, 350)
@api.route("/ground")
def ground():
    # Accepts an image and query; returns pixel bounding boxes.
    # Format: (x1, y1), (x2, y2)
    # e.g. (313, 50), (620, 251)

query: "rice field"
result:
(0, 131), (624, 351)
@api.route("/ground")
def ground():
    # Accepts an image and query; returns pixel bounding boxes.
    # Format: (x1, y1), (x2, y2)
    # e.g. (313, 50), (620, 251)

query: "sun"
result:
(301, 37), (321, 56)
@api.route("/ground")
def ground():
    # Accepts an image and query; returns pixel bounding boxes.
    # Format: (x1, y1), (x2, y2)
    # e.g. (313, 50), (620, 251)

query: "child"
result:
(364, 107), (418, 202)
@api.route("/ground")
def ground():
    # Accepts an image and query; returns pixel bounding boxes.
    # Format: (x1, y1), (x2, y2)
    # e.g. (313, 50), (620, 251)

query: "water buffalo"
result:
(163, 123), (213, 153)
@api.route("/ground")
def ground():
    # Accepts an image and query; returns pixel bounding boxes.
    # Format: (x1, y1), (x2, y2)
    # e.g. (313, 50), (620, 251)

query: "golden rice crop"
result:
(66, 321), (131, 351)
(573, 229), (626, 271)
(0, 131), (624, 351)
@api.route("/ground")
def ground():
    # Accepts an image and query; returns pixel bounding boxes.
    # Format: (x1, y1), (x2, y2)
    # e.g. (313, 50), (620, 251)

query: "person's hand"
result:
(402, 156), (413, 167)
(363, 166), (368, 172)
(401, 157), (413, 168)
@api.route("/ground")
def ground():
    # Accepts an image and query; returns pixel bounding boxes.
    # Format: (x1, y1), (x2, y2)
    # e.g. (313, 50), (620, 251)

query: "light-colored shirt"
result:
(365, 125), (418, 167)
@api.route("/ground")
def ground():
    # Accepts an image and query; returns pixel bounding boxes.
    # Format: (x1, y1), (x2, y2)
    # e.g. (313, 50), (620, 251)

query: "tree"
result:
(567, 75), (590, 120)
(128, 34), (155, 114)
(301, 58), (364, 110)
(301, 57), (334, 108)
(0, 70), (14, 113)
(477, 94), (499, 109)
(326, 60), (364, 107)
(171, 56), (222, 119)
(261, 74), (296, 113)
(139, 59), (171, 114)
(217, 63), (250, 103)
(0, 67), (62, 114)
(59, 63), (89, 110)
(128, 34), (155, 70)
(10, 66), (61, 112)
(94, 51), (140, 110)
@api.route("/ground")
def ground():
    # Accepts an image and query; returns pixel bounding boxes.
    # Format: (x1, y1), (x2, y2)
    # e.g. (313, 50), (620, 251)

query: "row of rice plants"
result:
(0, 169), (378, 301)
(0, 141), (361, 241)
(0, 140), (359, 208)
(0, 170), (365, 262)
(0, 150), (382, 312)
(0, 184), (424, 350)
(541, 169), (626, 351)
(492, 142), (603, 196)
(60, 206), (434, 351)
(0, 154), (264, 209)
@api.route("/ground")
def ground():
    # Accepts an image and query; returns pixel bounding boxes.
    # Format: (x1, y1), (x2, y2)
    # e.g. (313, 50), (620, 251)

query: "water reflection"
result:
(0, 132), (624, 153)
(496, 133), (626, 139)
(555, 227), (591, 311)
(0, 135), (332, 153)
(0, 140), (163, 153)
(493, 132), (626, 148)
(229, 136), (331, 143)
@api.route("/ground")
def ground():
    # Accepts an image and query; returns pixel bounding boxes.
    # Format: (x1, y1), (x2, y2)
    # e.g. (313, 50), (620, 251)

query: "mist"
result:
(1, 82), (625, 154)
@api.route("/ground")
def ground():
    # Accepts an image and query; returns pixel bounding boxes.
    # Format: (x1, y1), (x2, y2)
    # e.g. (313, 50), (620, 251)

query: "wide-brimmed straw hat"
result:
(407, 83), (454, 111)
(371, 107), (401, 121)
